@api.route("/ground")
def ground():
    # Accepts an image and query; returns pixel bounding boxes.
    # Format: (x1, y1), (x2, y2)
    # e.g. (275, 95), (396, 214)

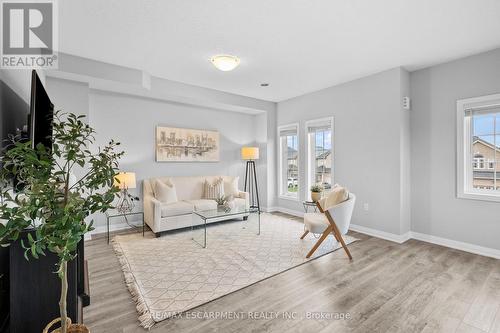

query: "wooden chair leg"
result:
(331, 230), (341, 242)
(306, 225), (332, 258)
(300, 230), (309, 239)
(331, 223), (352, 260)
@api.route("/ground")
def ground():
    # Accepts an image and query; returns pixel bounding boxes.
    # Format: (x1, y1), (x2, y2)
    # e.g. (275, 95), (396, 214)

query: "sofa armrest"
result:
(143, 195), (162, 233)
(238, 191), (250, 210)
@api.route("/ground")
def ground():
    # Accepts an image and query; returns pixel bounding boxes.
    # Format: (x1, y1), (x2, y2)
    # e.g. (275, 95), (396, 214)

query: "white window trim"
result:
(457, 93), (500, 202)
(304, 117), (334, 201)
(278, 123), (300, 201)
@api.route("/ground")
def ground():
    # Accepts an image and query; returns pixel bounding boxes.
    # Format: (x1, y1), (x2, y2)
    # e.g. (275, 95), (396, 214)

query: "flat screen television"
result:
(29, 70), (54, 150)
(0, 70), (53, 191)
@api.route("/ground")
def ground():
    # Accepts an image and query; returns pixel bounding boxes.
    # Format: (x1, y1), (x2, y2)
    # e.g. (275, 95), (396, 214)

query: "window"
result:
(278, 124), (299, 199)
(457, 93), (500, 201)
(305, 118), (334, 200)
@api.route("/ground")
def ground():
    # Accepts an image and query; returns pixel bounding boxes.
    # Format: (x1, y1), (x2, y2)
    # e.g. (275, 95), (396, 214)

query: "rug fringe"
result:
(112, 238), (156, 330)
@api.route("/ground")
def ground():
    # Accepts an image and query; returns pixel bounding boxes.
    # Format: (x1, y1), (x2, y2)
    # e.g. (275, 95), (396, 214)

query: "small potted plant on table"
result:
(310, 184), (324, 202)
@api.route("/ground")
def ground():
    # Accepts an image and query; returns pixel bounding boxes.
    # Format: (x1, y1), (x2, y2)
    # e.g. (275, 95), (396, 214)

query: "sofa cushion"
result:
(161, 201), (194, 218)
(155, 180), (178, 204)
(187, 199), (217, 212)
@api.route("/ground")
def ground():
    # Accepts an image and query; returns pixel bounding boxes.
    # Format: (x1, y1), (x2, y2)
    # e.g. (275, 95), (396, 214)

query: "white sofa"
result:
(143, 176), (249, 235)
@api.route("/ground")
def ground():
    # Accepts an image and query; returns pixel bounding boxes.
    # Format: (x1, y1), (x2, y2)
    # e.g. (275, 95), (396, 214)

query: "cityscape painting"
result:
(155, 126), (220, 162)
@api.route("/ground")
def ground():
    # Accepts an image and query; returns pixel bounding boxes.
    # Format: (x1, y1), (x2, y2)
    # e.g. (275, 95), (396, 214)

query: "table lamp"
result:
(114, 172), (137, 213)
(241, 147), (260, 211)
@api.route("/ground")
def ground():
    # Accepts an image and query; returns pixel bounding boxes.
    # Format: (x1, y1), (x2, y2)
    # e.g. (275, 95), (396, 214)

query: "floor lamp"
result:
(241, 147), (260, 212)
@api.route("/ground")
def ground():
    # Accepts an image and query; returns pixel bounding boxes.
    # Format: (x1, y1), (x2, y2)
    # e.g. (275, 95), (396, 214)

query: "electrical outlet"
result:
(363, 203), (369, 211)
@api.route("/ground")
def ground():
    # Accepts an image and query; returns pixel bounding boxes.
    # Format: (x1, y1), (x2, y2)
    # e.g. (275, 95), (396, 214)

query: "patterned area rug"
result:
(112, 213), (358, 329)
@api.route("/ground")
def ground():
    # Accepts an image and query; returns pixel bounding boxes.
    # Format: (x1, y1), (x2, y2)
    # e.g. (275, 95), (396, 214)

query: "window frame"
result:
(278, 123), (300, 201)
(457, 93), (500, 202)
(304, 117), (334, 201)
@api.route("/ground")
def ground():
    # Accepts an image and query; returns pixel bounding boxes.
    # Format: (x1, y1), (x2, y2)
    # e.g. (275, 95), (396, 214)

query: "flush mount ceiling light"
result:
(210, 54), (240, 71)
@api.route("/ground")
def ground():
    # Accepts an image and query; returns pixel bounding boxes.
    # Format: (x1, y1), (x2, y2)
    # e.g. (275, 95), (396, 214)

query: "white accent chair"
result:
(301, 193), (356, 259)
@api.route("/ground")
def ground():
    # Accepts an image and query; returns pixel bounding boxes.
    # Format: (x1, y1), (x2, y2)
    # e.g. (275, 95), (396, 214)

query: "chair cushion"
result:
(304, 213), (329, 234)
(161, 201), (194, 217)
(186, 199), (217, 212)
(323, 184), (349, 210)
(154, 179), (177, 204)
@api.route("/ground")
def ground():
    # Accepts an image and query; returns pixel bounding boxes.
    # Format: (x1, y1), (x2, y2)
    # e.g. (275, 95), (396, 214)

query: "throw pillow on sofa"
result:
(154, 179), (178, 204)
(224, 176), (239, 199)
(203, 177), (224, 200)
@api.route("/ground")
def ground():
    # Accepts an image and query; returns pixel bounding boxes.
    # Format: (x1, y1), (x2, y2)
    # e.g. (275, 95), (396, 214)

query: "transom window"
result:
(457, 93), (500, 201)
(278, 124), (299, 199)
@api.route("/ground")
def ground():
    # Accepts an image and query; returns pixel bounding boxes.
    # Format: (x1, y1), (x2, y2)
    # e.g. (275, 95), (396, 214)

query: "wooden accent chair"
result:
(300, 193), (356, 259)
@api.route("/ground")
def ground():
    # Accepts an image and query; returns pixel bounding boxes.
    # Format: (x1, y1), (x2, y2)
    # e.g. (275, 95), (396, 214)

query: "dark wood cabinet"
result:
(0, 246), (9, 332)
(5, 231), (89, 333)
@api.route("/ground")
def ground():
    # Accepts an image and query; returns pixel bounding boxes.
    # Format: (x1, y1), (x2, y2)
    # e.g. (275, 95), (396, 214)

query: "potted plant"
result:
(0, 112), (123, 333)
(310, 184), (324, 202)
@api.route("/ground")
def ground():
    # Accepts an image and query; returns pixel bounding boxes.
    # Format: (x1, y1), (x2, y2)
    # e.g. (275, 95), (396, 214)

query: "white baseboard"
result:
(349, 224), (411, 244)
(275, 207), (304, 218)
(410, 231), (500, 260)
(273, 206), (500, 260)
(261, 206), (279, 213)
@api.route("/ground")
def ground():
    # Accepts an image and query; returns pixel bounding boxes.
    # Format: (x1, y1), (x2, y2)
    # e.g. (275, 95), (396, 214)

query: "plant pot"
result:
(311, 191), (321, 202)
(43, 318), (90, 333)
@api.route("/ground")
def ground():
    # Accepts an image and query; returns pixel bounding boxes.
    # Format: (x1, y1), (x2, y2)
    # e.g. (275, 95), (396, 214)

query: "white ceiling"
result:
(59, 0), (500, 102)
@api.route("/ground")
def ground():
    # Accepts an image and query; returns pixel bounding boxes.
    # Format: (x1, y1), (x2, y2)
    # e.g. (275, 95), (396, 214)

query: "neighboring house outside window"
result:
(471, 138), (500, 190)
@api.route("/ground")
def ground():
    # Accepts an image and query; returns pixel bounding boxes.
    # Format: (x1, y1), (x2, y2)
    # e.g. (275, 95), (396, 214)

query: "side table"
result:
(105, 210), (144, 244)
(302, 201), (319, 213)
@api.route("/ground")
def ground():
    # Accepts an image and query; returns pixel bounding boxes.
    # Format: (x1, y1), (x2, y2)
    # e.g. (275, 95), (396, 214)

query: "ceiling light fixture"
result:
(210, 54), (240, 71)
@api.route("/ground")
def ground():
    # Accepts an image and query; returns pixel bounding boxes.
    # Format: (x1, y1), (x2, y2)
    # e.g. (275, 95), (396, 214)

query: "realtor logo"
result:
(1, 0), (58, 69)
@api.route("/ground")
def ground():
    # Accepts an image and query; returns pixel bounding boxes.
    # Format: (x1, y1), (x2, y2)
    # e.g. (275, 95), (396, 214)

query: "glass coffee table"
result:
(192, 207), (260, 248)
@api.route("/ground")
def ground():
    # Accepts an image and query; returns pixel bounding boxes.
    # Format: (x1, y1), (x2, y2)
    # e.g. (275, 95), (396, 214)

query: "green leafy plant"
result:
(310, 184), (324, 193)
(0, 111), (123, 333)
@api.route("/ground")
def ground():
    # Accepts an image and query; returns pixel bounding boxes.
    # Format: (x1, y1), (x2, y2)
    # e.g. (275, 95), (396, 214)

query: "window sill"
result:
(279, 195), (299, 202)
(457, 191), (500, 203)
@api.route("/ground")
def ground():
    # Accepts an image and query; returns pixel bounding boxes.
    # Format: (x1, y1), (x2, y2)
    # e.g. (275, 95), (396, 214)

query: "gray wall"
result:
(276, 68), (409, 235)
(410, 48), (500, 251)
(89, 90), (257, 191)
(0, 69), (32, 103)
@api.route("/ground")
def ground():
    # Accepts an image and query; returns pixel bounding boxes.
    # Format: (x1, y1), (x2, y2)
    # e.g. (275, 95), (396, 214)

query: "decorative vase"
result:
(311, 191), (321, 202)
(43, 318), (90, 333)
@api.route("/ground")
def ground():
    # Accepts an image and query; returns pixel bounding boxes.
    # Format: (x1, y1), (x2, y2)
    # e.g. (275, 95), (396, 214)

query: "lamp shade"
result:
(114, 172), (136, 189)
(241, 147), (259, 160)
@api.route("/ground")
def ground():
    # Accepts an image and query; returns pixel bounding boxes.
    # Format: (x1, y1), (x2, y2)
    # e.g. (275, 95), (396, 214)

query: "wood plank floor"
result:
(83, 214), (500, 333)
